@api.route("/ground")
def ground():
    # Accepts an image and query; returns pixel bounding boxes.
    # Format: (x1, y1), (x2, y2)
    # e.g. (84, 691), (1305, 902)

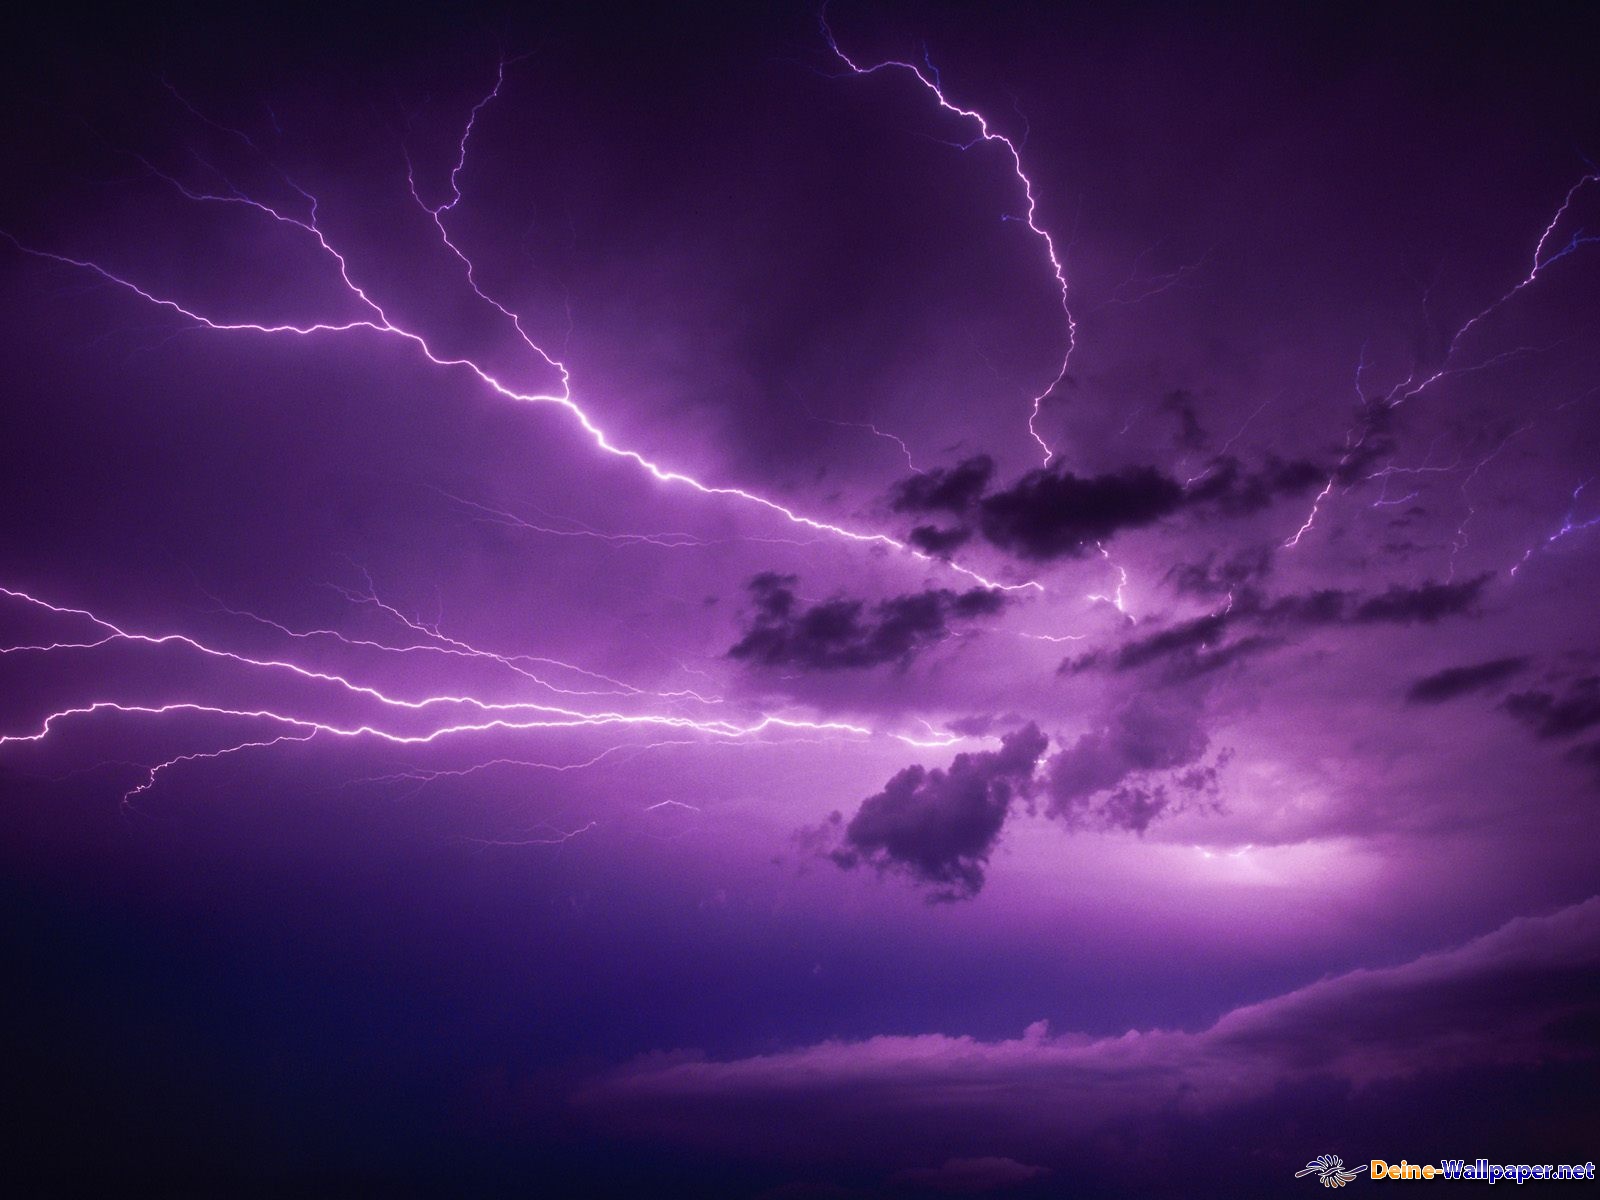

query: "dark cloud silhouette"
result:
(729, 574), (1006, 671)
(945, 713), (1029, 738)
(1080, 576), (1495, 683)
(1331, 397), (1400, 486)
(1112, 611), (1232, 671)
(978, 466), (1185, 561)
(1406, 658), (1529, 704)
(1504, 677), (1600, 739)
(1254, 587), (1350, 626)
(820, 723), (1048, 900)
(1166, 547), (1275, 598)
(889, 456), (994, 515)
(1045, 696), (1214, 831)
(1352, 574), (1491, 623)
(907, 524), (972, 557)
(1182, 455), (1326, 517)
(886, 447), (1347, 571)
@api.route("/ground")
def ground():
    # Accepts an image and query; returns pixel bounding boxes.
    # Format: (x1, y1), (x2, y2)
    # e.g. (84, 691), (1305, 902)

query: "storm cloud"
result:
(1075, 575), (1495, 682)
(818, 723), (1049, 900)
(1503, 677), (1600, 739)
(729, 574), (1006, 671)
(889, 456), (995, 515)
(1044, 695), (1216, 831)
(1406, 658), (1529, 704)
(977, 466), (1186, 561)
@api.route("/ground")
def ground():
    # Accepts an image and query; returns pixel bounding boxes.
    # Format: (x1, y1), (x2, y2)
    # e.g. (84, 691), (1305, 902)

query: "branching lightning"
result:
(1284, 172), (1598, 548)
(822, 14), (1076, 464)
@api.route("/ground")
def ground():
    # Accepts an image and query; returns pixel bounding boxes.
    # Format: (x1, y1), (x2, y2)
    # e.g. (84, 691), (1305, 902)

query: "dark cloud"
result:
(1331, 397), (1400, 486)
(1112, 611), (1232, 671)
(1045, 696), (1213, 831)
(1091, 758), (1230, 834)
(1352, 574), (1491, 624)
(887, 447), (1342, 572)
(1181, 455), (1326, 517)
(978, 467), (1185, 561)
(1406, 657), (1529, 704)
(907, 524), (972, 557)
(1165, 547), (1275, 598)
(729, 575), (1006, 671)
(945, 713), (1029, 738)
(1504, 678), (1600, 739)
(889, 456), (994, 515)
(1081, 576), (1495, 682)
(1254, 588), (1350, 626)
(1161, 635), (1281, 682)
(821, 723), (1048, 900)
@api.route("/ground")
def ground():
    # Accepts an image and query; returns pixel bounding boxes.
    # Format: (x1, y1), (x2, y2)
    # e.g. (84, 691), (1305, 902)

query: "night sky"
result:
(3, 2), (1599, 1195)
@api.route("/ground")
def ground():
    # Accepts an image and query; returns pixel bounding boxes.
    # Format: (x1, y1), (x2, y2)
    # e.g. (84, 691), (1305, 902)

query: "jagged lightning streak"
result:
(434, 487), (816, 552)
(1510, 477), (1600, 577)
(456, 821), (600, 850)
(811, 416), (921, 474)
(3, 49), (1067, 817)
(1085, 542), (1131, 615)
(1446, 424), (1531, 579)
(1284, 170), (1598, 548)
(5, 96), (1040, 592)
(201, 578), (725, 704)
(1384, 171), (1599, 408)
(822, 15), (1075, 464)
(0, 584), (961, 800)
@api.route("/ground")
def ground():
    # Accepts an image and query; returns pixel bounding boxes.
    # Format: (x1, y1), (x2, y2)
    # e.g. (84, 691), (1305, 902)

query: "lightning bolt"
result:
(1284, 170), (1598, 548)
(4, 67), (1041, 594)
(1510, 477), (1600, 577)
(0, 584), (964, 807)
(822, 14), (1076, 464)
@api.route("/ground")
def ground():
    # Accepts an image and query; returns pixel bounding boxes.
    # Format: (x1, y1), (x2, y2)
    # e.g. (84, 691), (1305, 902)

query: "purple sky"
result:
(2, 2), (1598, 1195)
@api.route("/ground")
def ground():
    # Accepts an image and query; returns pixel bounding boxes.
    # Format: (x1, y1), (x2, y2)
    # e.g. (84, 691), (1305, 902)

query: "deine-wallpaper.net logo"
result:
(1296, 1154), (1598, 1185)
(1296, 1155), (1369, 1187)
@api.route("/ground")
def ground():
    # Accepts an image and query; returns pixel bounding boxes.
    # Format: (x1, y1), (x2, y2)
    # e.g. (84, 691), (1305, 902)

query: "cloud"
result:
(729, 575), (1006, 672)
(890, 456), (995, 515)
(1076, 575), (1495, 682)
(1181, 456), (1326, 517)
(1044, 695), (1215, 831)
(1405, 657), (1529, 704)
(1330, 398), (1400, 486)
(1351, 575), (1491, 624)
(907, 525), (973, 557)
(977, 467), (1185, 561)
(1165, 547), (1275, 598)
(814, 723), (1048, 901)
(580, 898), (1600, 1163)
(885, 448), (1349, 569)
(1110, 612), (1233, 671)
(944, 713), (1029, 738)
(1503, 677), (1600, 739)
